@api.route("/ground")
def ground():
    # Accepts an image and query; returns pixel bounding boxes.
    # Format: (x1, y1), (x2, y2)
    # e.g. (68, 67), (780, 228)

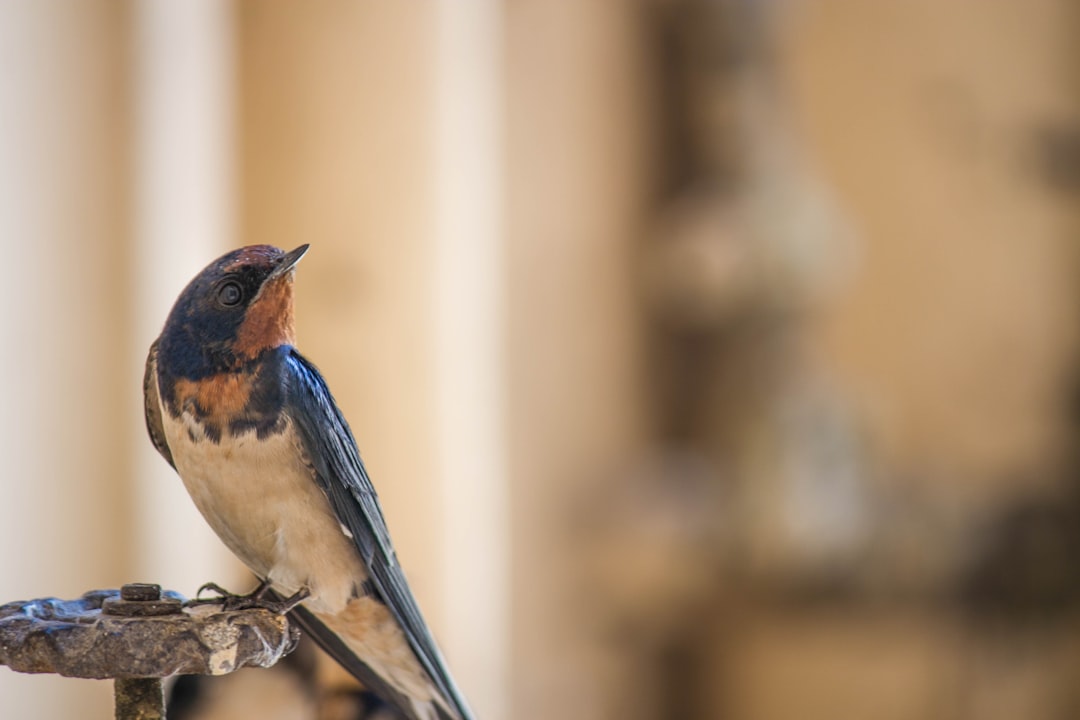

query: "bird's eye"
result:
(218, 281), (244, 307)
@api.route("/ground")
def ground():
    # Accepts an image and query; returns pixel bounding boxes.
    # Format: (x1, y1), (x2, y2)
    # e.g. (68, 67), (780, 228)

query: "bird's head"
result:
(158, 244), (309, 379)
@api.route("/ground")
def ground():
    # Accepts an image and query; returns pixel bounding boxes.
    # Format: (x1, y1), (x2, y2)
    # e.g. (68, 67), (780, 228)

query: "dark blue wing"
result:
(282, 349), (473, 720)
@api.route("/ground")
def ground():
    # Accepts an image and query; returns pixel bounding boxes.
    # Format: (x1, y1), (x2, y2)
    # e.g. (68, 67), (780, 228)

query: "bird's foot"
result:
(183, 580), (309, 615)
(184, 578), (273, 611)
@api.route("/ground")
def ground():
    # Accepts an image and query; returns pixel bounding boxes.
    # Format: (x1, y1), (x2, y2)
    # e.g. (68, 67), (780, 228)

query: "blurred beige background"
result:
(1, 1), (1079, 719)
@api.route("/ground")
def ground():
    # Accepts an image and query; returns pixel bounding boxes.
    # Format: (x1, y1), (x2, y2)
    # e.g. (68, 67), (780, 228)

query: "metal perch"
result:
(0, 583), (298, 719)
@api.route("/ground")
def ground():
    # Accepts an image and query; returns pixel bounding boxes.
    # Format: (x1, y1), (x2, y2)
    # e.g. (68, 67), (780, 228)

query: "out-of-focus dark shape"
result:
(959, 375), (1080, 619)
(1033, 123), (1080, 193)
(959, 489), (1080, 618)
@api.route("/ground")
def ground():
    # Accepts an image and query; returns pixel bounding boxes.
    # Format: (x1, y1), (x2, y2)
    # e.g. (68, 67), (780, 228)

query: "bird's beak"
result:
(267, 244), (310, 282)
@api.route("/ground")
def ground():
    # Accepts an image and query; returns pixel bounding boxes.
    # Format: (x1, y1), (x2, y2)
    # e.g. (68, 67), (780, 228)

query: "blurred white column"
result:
(131, 0), (241, 590)
(434, 1), (509, 717)
(0, 2), (130, 717)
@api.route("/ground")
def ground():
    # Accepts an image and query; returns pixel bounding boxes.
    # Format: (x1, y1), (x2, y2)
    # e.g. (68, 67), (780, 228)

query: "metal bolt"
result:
(103, 584), (182, 618)
(120, 584), (162, 602)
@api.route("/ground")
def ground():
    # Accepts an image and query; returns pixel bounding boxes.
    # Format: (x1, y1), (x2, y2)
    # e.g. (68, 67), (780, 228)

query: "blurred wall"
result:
(783, 0), (1080, 508)
(505, 0), (1080, 719)
(505, 2), (651, 718)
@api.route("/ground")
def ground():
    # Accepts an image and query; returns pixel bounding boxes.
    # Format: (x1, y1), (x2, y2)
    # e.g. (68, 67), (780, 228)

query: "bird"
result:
(143, 244), (473, 720)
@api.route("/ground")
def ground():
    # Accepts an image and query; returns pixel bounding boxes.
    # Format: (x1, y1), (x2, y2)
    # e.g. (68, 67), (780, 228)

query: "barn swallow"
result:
(143, 244), (473, 720)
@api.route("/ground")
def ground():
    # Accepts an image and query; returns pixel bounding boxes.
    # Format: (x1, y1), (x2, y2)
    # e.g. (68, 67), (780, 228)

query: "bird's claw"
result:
(182, 579), (309, 615)
(183, 578), (273, 611)
(196, 581), (243, 600)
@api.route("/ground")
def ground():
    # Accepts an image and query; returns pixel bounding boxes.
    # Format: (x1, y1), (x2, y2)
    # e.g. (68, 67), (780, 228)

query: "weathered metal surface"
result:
(0, 586), (298, 679)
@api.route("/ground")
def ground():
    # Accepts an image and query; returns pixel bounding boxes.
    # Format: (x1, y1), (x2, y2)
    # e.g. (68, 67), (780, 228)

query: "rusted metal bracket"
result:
(0, 583), (298, 719)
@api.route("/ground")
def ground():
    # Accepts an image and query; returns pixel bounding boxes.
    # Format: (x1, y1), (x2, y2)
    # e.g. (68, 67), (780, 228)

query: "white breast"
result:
(160, 405), (367, 615)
